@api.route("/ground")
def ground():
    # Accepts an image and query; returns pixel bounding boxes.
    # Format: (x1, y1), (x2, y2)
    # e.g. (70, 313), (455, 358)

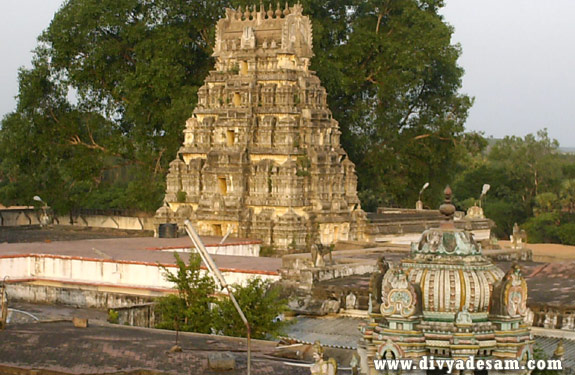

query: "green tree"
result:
(156, 253), (289, 338)
(533, 192), (559, 216)
(213, 278), (289, 339)
(487, 130), (561, 207)
(0, 52), (116, 213)
(0, 0), (220, 212)
(0, 0), (471, 213)
(317, 0), (472, 208)
(156, 253), (216, 333)
(524, 210), (575, 246)
(555, 222), (575, 245)
(453, 130), (568, 238)
(559, 179), (575, 213)
(520, 164), (575, 244)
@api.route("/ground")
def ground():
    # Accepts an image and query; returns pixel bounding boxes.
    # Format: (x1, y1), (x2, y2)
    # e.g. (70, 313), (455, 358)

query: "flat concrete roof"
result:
(0, 320), (309, 375)
(0, 236), (281, 275)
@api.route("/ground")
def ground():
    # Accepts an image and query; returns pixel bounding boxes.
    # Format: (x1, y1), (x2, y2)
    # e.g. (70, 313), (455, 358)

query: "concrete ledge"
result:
(0, 251), (280, 308)
(532, 326), (575, 340)
(6, 282), (160, 309)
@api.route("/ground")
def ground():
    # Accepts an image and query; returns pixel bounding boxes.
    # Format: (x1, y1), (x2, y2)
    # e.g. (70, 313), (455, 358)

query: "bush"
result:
(155, 253), (290, 339)
(155, 253), (216, 333)
(358, 189), (383, 213)
(524, 212), (575, 245)
(556, 222), (575, 245)
(523, 212), (561, 243)
(213, 278), (289, 339)
(484, 199), (528, 239)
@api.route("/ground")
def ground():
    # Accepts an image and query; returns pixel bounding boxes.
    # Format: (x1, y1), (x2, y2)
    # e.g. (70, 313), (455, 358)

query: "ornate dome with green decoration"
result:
(402, 186), (505, 317)
(359, 186), (533, 372)
(411, 185), (482, 257)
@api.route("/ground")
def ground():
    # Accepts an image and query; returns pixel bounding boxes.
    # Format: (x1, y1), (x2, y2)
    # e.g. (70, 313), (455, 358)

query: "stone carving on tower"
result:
(156, 3), (366, 250)
(358, 187), (534, 375)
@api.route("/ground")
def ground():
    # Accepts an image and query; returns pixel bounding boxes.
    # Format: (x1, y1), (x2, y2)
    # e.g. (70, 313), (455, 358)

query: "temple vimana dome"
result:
(358, 187), (533, 375)
(157, 3), (366, 249)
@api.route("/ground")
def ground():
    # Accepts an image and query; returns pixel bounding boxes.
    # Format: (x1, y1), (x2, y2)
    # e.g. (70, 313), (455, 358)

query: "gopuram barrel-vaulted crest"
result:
(358, 187), (534, 375)
(156, 3), (366, 250)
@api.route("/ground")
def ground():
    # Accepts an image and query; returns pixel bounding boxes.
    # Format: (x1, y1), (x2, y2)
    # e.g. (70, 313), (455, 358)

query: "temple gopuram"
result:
(156, 3), (366, 250)
(358, 187), (534, 374)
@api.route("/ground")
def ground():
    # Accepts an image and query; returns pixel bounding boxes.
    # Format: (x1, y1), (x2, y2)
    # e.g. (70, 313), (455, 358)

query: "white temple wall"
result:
(0, 254), (279, 308)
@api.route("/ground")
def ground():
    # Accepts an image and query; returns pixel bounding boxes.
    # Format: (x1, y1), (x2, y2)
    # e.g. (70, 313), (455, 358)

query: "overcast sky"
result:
(1, 1), (574, 146)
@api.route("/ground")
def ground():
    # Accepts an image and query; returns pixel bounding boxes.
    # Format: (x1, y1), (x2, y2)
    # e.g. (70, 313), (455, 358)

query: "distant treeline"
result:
(453, 129), (575, 244)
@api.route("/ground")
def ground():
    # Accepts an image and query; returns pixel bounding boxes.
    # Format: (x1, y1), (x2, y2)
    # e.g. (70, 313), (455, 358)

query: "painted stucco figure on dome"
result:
(490, 263), (529, 319)
(357, 186), (534, 375)
(310, 341), (337, 375)
(380, 268), (422, 319)
(369, 256), (389, 310)
(156, 3), (366, 250)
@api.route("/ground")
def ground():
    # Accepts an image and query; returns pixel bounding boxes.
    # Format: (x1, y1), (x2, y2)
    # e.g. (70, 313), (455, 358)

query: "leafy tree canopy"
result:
(0, 0), (471, 213)
(453, 129), (575, 240)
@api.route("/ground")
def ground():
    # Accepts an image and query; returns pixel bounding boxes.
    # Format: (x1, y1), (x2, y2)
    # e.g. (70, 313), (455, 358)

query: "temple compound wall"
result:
(157, 4), (366, 250)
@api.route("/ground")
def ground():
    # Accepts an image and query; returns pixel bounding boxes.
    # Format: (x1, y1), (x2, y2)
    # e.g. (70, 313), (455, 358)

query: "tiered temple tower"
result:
(358, 187), (534, 374)
(156, 4), (366, 250)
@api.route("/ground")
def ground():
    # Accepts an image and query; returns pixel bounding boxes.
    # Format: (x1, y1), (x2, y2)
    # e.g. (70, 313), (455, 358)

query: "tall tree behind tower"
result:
(0, 0), (470, 212)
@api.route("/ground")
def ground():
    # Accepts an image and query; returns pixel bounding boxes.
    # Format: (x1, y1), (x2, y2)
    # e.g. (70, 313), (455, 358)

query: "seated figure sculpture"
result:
(310, 341), (337, 375)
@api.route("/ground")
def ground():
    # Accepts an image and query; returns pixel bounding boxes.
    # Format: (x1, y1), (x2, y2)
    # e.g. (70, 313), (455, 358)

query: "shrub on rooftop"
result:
(156, 253), (216, 334)
(156, 253), (290, 339)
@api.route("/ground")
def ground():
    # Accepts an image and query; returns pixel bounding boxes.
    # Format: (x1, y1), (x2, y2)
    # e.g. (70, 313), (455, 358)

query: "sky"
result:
(1, 1), (574, 146)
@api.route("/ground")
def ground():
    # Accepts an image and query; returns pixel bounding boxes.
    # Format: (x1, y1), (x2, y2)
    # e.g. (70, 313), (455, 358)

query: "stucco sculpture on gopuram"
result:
(358, 187), (534, 375)
(156, 3), (366, 250)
